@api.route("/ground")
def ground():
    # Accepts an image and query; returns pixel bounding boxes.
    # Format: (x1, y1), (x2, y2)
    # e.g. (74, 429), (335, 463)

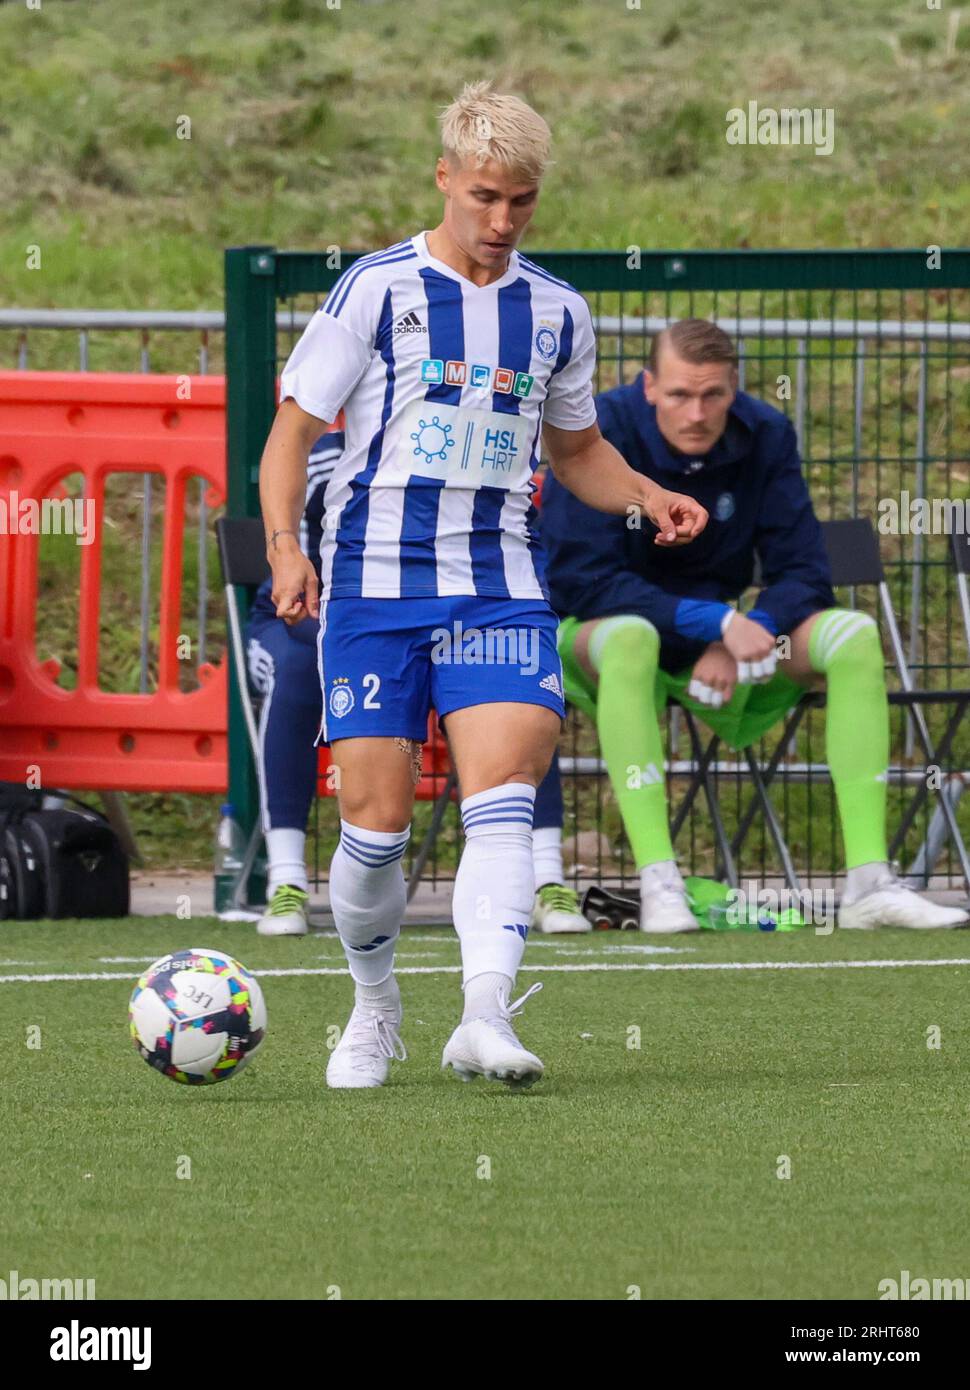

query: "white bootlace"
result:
(347, 1008), (407, 1067)
(483, 982), (543, 1042)
(500, 981), (543, 1019)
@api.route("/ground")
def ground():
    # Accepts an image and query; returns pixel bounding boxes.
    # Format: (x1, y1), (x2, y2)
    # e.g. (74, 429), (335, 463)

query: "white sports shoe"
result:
(839, 871), (970, 930)
(639, 867), (698, 934)
(257, 884), (310, 936)
(442, 982), (545, 1089)
(531, 883), (591, 934)
(326, 986), (406, 1089)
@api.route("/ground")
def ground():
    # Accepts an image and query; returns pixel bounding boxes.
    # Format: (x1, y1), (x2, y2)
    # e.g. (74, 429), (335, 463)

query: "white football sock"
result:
(462, 971), (513, 1023)
(265, 828), (309, 894)
(356, 973), (401, 1013)
(453, 782), (536, 985)
(533, 825), (564, 890)
(328, 820), (410, 986)
(843, 860), (891, 902)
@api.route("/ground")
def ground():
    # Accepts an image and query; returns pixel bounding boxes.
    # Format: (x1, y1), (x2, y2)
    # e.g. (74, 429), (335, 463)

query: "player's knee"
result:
(337, 803), (412, 834)
(595, 616), (659, 676)
(336, 784), (413, 832)
(812, 608), (881, 673)
(462, 755), (555, 798)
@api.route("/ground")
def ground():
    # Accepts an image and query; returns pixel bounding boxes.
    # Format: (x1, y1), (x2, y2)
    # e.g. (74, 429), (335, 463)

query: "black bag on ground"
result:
(0, 822), (26, 922)
(0, 783), (44, 823)
(1, 821), (45, 919)
(0, 791), (52, 919)
(0, 839), (15, 919)
(11, 808), (130, 919)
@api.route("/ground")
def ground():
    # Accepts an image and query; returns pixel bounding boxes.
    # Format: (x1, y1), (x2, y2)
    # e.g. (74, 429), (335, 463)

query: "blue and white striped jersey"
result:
(279, 231), (598, 601)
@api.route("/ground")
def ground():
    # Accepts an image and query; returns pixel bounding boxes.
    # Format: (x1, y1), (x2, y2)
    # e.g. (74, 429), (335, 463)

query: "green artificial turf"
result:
(2, 917), (969, 1299)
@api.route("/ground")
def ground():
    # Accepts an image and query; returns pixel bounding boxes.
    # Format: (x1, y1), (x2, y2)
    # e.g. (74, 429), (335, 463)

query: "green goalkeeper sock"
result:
(809, 608), (889, 869)
(587, 616), (674, 869)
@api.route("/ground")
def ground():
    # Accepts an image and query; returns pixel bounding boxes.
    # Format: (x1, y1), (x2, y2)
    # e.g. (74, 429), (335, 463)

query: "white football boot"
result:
(326, 979), (406, 1089)
(442, 982), (544, 1089)
(257, 884), (310, 936)
(531, 883), (591, 934)
(839, 869), (970, 930)
(639, 863), (698, 934)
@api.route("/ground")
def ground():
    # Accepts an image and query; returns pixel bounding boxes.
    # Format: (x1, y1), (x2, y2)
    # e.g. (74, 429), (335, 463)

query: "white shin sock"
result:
(265, 827), (309, 894)
(454, 782), (536, 987)
(532, 825), (565, 890)
(328, 820), (410, 986)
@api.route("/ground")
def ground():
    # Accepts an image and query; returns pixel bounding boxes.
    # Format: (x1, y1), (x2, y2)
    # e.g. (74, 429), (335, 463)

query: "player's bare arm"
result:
(259, 398), (328, 624)
(542, 420), (709, 546)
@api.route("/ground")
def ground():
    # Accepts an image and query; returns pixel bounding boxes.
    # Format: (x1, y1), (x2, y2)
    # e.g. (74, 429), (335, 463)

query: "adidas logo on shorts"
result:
(539, 672), (563, 698)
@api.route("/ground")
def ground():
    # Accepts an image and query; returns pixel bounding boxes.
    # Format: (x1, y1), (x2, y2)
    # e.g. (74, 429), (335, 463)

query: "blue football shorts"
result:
(317, 595), (566, 743)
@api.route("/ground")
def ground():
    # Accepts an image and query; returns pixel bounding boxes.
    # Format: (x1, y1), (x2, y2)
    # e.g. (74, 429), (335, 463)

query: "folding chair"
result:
(215, 516), (457, 907)
(217, 517), (270, 770)
(672, 518), (970, 892)
(953, 531), (970, 653)
(901, 532), (970, 881)
(215, 517), (272, 908)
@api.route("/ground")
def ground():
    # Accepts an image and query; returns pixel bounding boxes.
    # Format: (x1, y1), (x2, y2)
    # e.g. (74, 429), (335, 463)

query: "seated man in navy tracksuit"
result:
(244, 430), (343, 935)
(533, 318), (967, 934)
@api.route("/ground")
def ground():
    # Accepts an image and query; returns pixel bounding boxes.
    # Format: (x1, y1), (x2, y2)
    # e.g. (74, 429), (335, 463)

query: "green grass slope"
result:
(1, 0), (968, 314)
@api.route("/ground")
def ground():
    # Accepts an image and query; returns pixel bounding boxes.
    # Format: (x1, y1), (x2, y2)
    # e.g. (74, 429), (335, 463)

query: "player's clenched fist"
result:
(645, 486), (709, 547)
(688, 642), (738, 709)
(722, 612), (777, 683)
(269, 539), (320, 624)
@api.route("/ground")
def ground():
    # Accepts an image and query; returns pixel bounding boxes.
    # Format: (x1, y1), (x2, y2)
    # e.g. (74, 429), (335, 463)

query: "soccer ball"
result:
(129, 948), (267, 1084)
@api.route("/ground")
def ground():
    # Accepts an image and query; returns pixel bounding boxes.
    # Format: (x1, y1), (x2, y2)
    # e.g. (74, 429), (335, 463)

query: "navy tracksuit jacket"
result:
(538, 376), (836, 674)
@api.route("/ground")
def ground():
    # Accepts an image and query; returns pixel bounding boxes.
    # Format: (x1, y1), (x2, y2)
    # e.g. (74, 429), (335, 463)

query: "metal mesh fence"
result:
(219, 250), (970, 899)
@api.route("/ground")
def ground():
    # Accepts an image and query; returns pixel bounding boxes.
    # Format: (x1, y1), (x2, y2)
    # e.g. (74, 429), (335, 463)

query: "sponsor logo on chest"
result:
(420, 359), (534, 398)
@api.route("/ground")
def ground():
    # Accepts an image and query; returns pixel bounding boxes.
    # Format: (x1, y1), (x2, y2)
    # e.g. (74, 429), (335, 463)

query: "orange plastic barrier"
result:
(1, 373), (540, 800)
(0, 372), (228, 792)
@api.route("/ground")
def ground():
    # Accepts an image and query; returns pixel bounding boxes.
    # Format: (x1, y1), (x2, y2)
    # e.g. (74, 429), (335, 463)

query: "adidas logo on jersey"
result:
(394, 311), (426, 335)
(539, 672), (563, 698)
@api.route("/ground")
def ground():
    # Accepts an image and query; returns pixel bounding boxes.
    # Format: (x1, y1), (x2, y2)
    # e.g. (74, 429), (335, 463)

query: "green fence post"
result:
(219, 245), (277, 910)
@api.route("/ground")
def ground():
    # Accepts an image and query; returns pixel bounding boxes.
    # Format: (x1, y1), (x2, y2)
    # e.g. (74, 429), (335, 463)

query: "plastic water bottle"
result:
(214, 803), (246, 911)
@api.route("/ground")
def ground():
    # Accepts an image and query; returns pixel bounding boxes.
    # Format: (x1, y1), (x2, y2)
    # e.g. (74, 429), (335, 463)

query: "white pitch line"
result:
(0, 972), (143, 984)
(3, 958), (970, 984)
(99, 956), (160, 964)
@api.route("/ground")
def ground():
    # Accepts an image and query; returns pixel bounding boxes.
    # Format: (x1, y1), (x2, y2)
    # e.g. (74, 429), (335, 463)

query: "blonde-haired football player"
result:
(260, 81), (708, 1089)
